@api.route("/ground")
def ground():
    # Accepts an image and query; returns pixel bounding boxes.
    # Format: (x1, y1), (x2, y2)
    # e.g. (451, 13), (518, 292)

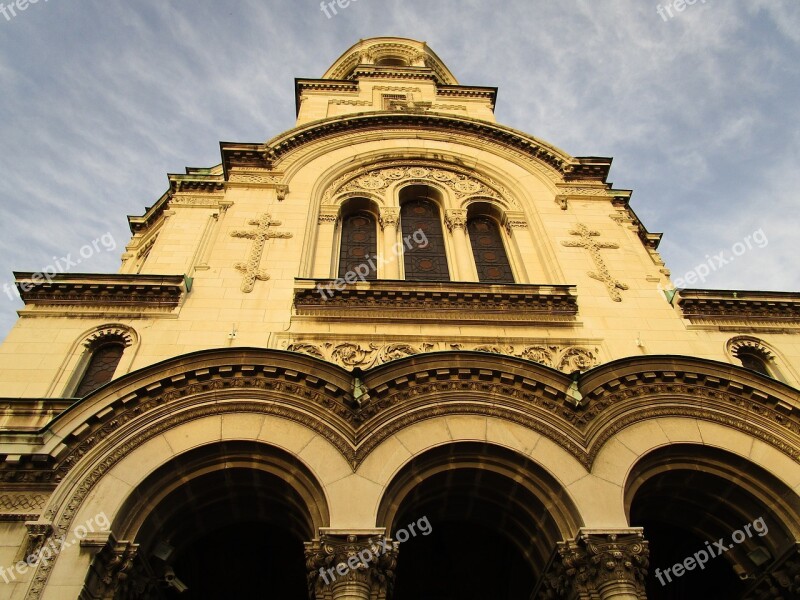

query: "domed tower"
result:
(1, 37), (799, 600)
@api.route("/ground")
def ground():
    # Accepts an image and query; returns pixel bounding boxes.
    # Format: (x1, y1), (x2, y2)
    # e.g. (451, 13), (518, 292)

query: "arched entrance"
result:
(627, 444), (800, 600)
(377, 442), (581, 599)
(91, 441), (329, 600)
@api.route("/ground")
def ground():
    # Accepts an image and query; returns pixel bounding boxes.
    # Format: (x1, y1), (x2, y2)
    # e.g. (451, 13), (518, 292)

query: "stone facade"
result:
(0, 37), (798, 599)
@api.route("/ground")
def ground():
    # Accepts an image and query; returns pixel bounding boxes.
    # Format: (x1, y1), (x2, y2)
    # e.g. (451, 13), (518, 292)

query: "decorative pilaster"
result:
(444, 209), (475, 281)
(537, 529), (649, 600)
(379, 207), (401, 279)
(305, 532), (399, 600)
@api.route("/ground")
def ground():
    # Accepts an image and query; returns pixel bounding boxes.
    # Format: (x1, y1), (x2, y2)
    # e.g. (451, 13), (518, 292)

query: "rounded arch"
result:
(624, 444), (800, 540)
(625, 443), (800, 597)
(47, 322), (140, 398)
(377, 441), (582, 540)
(114, 440), (330, 543)
(375, 442), (582, 599)
(726, 335), (797, 385)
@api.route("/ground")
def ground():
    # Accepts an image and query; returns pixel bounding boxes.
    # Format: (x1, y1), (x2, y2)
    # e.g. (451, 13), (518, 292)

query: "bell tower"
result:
(295, 37), (497, 125)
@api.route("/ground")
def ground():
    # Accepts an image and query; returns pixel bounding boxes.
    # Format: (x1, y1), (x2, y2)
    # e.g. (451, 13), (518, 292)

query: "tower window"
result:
(376, 57), (408, 67)
(401, 198), (450, 281)
(74, 341), (125, 397)
(736, 349), (772, 377)
(467, 216), (515, 283)
(338, 211), (378, 280)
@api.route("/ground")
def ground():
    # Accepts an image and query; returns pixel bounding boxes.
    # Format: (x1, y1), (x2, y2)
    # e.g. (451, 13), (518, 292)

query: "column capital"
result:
(444, 208), (467, 232)
(379, 207), (399, 229)
(319, 205), (340, 225)
(538, 528), (649, 599)
(305, 531), (399, 600)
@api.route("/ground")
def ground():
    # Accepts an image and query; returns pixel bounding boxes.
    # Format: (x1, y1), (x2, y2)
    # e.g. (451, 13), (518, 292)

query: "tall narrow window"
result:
(401, 198), (450, 281)
(338, 211), (378, 280)
(737, 349), (772, 377)
(467, 217), (515, 283)
(74, 342), (125, 396)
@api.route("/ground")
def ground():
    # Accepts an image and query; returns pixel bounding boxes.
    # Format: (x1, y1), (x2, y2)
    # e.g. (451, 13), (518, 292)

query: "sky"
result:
(0, 0), (798, 340)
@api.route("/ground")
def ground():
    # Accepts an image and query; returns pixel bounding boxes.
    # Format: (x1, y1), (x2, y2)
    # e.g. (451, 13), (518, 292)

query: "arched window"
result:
(736, 349), (772, 377)
(467, 216), (515, 283)
(338, 211), (378, 280)
(74, 341), (125, 396)
(401, 197), (450, 281)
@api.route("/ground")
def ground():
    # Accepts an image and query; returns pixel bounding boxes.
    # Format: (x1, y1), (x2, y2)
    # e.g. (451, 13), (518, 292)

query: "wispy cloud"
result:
(0, 0), (797, 339)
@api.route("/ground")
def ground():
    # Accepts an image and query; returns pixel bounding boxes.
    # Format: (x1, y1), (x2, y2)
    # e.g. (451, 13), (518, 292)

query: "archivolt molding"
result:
(6, 352), (800, 598)
(322, 159), (517, 209)
(83, 325), (137, 349)
(727, 335), (778, 361)
(270, 115), (580, 186)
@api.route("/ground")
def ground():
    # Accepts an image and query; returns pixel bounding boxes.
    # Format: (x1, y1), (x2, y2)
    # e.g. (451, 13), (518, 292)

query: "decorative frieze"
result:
(285, 340), (598, 373)
(328, 162), (507, 204)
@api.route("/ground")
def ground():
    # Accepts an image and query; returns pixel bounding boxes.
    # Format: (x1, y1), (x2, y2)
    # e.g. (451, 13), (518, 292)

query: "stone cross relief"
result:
(230, 213), (293, 293)
(562, 223), (629, 302)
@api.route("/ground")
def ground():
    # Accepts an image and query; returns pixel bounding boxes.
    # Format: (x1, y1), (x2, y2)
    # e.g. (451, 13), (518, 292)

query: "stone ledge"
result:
(294, 278), (579, 324)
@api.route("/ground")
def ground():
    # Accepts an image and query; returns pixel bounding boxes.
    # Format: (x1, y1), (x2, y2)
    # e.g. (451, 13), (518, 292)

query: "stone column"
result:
(379, 208), (401, 280)
(313, 205), (340, 278)
(305, 531), (399, 600)
(537, 529), (649, 600)
(444, 209), (475, 281)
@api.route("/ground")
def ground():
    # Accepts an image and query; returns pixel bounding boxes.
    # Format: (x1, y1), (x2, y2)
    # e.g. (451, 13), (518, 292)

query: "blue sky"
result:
(0, 0), (798, 340)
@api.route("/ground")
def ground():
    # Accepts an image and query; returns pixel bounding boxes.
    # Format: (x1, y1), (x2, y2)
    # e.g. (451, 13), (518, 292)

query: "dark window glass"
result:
(467, 217), (515, 283)
(338, 212), (378, 280)
(738, 351), (771, 377)
(401, 199), (450, 281)
(75, 343), (125, 396)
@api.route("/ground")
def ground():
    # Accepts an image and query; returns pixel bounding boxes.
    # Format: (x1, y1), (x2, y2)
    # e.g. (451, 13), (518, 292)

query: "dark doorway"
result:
(167, 520), (306, 599)
(393, 519), (534, 600)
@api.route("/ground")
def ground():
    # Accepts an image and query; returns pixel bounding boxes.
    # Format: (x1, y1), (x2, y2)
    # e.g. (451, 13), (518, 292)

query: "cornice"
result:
(678, 289), (800, 326)
(13, 273), (190, 309)
(294, 279), (579, 325)
(263, 113), (610, 182)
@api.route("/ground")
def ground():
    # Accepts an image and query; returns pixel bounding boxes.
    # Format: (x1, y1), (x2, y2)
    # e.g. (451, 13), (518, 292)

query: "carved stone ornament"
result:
(539, 530), (649, 599)
(324, 161), (511, 205)
(743, 543), (800, 600)
(379, 207), (399, 229)
(444, 209), (467, 231)
(275, 184), (289, 201)
(305, 533), (399, 600)
(286, 341), (597, 373)
(230, 213), (293, 292)
(562, 223), (629, 302)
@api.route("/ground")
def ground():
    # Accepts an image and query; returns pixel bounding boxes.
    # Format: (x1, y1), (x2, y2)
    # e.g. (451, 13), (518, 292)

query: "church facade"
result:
(0, 37), (799, 599)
